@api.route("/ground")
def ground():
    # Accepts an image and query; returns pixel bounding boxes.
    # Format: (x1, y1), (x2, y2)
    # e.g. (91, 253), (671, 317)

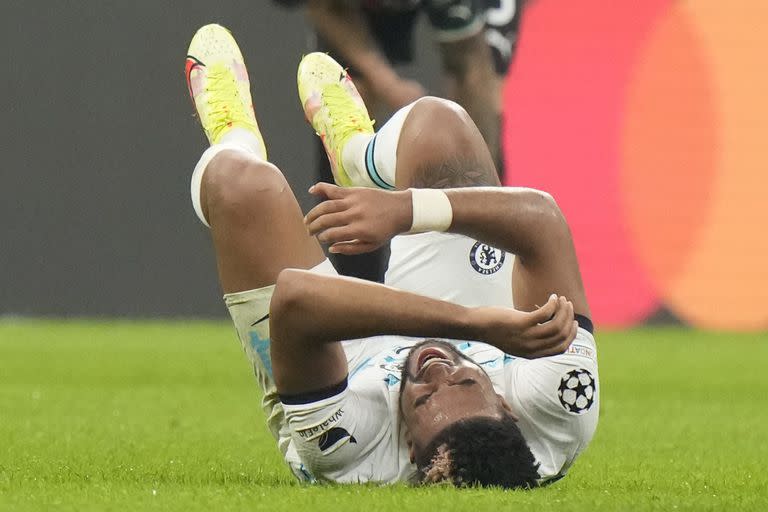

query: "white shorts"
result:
(386, 231), (514, 307)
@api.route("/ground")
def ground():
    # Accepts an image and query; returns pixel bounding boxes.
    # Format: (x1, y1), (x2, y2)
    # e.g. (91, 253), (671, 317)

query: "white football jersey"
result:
(280, 231), (597, 484)
(281, 328), (599, 484)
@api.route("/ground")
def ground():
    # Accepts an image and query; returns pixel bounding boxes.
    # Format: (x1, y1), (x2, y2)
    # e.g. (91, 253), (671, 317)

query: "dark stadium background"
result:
(3, 2), (767, 331)
(0, 1), (440, 317)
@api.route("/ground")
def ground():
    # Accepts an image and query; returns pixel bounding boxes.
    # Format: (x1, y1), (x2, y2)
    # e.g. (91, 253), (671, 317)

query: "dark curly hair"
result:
(414, 412), (540, 489)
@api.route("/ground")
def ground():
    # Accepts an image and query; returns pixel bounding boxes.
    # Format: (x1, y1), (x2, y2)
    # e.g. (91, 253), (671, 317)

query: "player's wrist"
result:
(463, 307), (496, 343)
(407, 189), (454, 233)
(392, 190), (414, 235)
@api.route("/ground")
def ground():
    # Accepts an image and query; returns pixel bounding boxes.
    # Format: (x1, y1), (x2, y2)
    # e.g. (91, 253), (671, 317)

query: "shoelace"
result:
(321, 83), (374, 153)
(204, 63), (256, 143)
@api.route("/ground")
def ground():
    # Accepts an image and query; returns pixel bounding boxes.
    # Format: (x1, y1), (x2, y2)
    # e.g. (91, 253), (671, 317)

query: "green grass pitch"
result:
(1, 320), (766, 511)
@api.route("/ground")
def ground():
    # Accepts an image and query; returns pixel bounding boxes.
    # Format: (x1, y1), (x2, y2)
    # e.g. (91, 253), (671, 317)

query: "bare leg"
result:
(200, 149), (325, 293)
(377, 97), (585, 315)
(393, 97), (500, 190)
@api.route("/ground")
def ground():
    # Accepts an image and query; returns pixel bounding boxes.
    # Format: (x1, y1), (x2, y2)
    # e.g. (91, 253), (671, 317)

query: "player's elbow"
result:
(519, 188), (571, 244)
(527, 189), (560, 221)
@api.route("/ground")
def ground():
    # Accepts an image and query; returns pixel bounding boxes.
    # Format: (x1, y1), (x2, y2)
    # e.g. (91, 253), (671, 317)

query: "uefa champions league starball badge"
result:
(558, 369), (597, 414)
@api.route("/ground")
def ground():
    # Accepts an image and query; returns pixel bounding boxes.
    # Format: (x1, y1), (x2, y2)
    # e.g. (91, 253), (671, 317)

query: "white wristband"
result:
(408, 188), (453, 233)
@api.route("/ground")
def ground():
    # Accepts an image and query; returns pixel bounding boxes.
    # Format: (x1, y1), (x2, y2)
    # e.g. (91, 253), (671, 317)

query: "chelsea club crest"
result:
(469, 242), (505, 275)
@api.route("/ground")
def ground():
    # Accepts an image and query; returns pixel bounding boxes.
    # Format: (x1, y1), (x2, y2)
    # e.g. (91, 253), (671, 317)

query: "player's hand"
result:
(305, 182), (412, 254)
(473, 295), (578, 358)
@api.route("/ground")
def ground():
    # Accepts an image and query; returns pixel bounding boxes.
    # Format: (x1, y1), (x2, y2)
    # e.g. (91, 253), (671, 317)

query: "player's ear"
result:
(405, 430), (416, 463)
(497, 394), (519, 421)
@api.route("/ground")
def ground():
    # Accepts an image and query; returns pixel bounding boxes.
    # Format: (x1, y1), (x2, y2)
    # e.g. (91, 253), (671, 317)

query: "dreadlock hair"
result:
(414, 412), (540, 489)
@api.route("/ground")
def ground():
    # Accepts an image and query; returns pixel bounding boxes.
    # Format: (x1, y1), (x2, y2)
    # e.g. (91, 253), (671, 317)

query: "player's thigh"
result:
(203, 150), (325, 292)
(394, 97), (499, 189)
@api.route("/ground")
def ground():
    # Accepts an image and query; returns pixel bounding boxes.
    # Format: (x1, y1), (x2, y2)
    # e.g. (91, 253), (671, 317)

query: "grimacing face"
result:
(399, 340), (514, 462)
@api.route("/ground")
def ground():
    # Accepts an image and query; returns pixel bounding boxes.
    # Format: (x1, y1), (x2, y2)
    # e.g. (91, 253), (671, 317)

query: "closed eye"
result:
(414, 393), (432, 407)
(414, 380), (475, 408)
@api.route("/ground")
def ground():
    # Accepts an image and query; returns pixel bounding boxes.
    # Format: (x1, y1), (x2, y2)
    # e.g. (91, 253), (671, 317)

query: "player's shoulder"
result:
(506, 328), (599, 414)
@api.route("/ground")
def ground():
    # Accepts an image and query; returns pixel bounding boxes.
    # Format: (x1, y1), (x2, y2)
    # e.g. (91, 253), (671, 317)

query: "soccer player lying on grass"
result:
(185, 24), (599, 488)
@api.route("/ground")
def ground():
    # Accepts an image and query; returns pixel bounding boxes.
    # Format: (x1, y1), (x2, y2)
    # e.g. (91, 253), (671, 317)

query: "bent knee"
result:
(410, 96), (472, 129)
(202, 151), (289, 221)
(405, 97), (478, 150)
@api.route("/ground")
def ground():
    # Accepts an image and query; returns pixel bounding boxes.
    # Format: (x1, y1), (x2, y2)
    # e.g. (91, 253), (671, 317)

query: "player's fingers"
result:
(542, 306), (578, 355)
(305, 199), (348, 226)
(525, 294), (558, 325)
(329, 240), (377, 255)
(308, 182), (349, 200)
(527, 298), (574, 343)
(548, 299), (575, 342)
(306, 211), (353, 236)
(527, 296), (567, 336)
(534, 320), (578, 358)
(564, 320), (578, 349)
(316, 226), (358, 245)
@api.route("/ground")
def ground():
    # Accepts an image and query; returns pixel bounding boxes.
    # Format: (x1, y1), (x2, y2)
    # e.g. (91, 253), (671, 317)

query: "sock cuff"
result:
(364, 101), (416, 190)
(190, 142), (262, 227)
(363, 134), (395, 190)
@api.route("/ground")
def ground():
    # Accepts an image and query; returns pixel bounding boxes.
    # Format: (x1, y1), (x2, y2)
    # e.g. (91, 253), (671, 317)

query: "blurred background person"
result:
(272, 0), (525, 282)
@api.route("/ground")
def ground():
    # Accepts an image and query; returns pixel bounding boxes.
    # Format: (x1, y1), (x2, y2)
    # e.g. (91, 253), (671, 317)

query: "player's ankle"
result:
(341, 133), (375, 187)
(219, 127), (267, 161)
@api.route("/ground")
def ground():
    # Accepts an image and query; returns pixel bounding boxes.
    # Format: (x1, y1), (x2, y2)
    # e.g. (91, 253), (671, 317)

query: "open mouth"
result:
(416, 347), (453, 375)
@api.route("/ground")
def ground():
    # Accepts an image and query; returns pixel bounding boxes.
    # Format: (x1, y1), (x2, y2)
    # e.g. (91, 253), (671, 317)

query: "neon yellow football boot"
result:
(297, 52), (374, 187)
(185, 24), (267, 158)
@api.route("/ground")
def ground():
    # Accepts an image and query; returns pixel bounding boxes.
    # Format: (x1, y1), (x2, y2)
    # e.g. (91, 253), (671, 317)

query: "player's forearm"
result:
(439, 187), (589, 317)
(306, 0), (398, 85)
(270, 269), (478, 344)
(443, 187), (572, 264)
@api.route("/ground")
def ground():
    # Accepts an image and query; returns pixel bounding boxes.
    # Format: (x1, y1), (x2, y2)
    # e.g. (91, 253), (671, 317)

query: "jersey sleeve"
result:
(504, 328), (600, 481)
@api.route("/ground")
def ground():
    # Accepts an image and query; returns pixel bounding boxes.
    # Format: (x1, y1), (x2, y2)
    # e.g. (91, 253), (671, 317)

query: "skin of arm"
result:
(304, 184), (591, 318)
(306, 0), (426, 109)
(270, 268), (576, 394)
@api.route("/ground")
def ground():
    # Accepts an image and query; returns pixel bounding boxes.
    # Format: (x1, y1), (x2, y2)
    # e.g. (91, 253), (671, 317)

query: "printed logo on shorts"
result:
(295, 407), (345, 440)
(469, 242), (506, 275)
(318, 427), (357, 455)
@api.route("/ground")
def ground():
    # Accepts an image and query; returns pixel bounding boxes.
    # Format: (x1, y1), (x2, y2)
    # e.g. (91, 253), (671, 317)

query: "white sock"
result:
(219, 128), (266, 160)
(190, 142), (266, 227)
(341, 133), (375, 187)
(340, 102), (416, 189)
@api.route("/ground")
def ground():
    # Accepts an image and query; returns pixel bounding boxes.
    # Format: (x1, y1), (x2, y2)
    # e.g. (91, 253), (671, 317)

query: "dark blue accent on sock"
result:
(364, 135), (394, 190)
